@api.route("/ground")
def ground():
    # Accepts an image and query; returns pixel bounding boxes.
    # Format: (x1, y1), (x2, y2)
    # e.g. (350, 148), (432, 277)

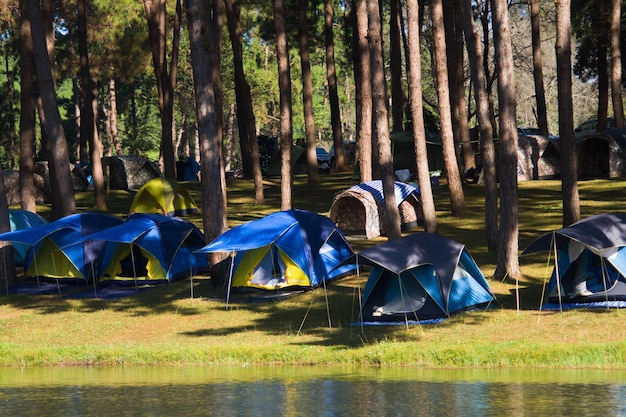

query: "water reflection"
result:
(0, 367), (625, 417)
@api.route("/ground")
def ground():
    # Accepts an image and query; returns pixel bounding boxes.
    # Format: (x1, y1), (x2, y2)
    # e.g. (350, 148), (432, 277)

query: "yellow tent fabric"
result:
(232, 246), (310, 290)
(129, 178), (198, 216)
(25, 237), (83, 279)
(100, 244), (167, 281)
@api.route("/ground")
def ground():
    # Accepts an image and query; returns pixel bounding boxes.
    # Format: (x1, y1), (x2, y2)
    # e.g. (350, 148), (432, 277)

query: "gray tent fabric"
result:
(521, 213), (626, 304)
(577, 128), (626, 179)
(352, 233), (494, 322)
(522, 213), (626, 255)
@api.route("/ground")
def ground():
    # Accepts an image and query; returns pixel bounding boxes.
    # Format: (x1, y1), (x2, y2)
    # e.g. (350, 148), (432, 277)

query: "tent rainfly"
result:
(129, 177), (198, 216)
(521, 212), (626, 304)
(355, 233), (494, 322)
(197, 209), (355, 294)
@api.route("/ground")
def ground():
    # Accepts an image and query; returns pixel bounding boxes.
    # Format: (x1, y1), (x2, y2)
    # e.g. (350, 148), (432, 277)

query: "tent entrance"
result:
(233, 246), (309, 290)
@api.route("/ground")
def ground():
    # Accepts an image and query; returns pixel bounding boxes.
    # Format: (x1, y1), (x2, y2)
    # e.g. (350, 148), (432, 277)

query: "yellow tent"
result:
(129, 178), (198, 216)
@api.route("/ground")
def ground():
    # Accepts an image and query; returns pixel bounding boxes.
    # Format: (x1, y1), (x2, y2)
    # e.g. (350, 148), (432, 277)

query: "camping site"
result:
(0, 173), (625, 368)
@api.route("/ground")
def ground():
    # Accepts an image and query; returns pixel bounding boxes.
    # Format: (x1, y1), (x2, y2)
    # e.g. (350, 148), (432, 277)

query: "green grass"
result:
(2, 174), (626, 368)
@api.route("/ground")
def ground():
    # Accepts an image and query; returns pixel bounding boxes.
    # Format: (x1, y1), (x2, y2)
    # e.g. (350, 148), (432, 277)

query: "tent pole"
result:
(552, 233), (563, 313)
(130, 244), (138, 293)
(322, 272), (332, 329)
(225, 252), (235, 309)
(356, 255), (364, 335)
(397, 273), (410, 331)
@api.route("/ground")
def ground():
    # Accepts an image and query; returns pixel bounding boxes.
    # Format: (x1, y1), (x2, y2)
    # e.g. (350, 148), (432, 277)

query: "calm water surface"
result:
(0, 367), (625, 417)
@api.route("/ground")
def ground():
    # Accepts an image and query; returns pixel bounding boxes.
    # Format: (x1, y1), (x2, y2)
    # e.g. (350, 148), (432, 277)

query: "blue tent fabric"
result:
(0, 213), (124, 281)
(78, 213), (210, 283)
(354, 233), (493, 322)
(197, 209), (355, 290)
(8, 210), (48, 264)
(522, 213), (626, 303)
(351, 180), (418, 204)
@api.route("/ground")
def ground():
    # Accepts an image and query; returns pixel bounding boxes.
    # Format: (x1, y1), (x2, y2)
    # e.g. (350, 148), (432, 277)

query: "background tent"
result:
(329, 180), (423, 239)
(0, 213), (123, 282)
(129, 177), (198, 216)
(522, 213), (626, 303)
(102, 156), (161, 190)
(576, 128), (626, 179)
(355, 233), (493, 322)
(83, 213), (210, 283)
(8, 210), (48, 265)
(197, 209), (355, 293)
(516, 134), (561, 181)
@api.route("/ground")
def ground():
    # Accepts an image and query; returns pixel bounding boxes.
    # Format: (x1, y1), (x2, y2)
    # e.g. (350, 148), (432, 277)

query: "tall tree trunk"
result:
(355, 0), (372, 183)
(432, 0), (466, 216)
(187, 0), (227, 243)
(530, 0), (549, 137)
(368, 0), (401, 240)
(491, 0), (521, 280)
(596, 0), (609, 132)
(298, 0), (320, 184)
(324, 0), (346, 171)
(610, 0), (623, 128)
(78, 0), (106, 210)
(461, 0), (498, 250)
(143, 0), (177, 179)
(108, 79), (123, 156)
(406, 0), (437, 234)
(452, 1), (474, 171)
(389, 0), (404, 132)
(0, 164), (16, 288)
(19, 0), (37, 213)
(29, 0), (76, 219)
(224, 0), (264, 203)
(556, 0), (580, 227)
(274, 0), (293, 211)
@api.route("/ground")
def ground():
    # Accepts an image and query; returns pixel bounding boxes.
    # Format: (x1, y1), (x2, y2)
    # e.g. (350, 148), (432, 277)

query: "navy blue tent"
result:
(522, 213), (626, 303)
(78, 213), (210, 283)
(355, 233), (494, 322)
(0, 213), (123, 282)
(197, 209), (355, 292)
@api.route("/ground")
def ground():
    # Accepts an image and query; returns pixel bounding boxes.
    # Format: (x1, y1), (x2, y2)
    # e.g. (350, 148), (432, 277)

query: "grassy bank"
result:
(1, 174), (625, 368)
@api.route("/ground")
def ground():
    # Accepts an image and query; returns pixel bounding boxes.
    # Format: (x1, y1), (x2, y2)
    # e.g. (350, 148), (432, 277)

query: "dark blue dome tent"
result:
(196, 209), (356, 305)
(354, 233), (494, 325)
(522, 213), (626, 308)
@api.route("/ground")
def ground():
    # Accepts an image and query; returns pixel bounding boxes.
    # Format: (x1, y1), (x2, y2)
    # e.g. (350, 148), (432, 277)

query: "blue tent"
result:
(0, 213), (124, 281)
(8, 210), (48, 265)
(81, 213), (210, 283)
(197, 209), (355, 292)
(355, 233), (494, 322)
(521, 213), (626, 303)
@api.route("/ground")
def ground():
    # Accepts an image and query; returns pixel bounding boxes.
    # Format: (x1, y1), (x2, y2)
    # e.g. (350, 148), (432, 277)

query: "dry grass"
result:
(1, 173), (626, 368)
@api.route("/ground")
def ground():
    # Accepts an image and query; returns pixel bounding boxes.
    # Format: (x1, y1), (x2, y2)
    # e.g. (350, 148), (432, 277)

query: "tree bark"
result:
(274, 0), (293, 211)
(530, 0), (549, 137)
(0, 164), (16, 288)
(461, 0), (498, 250)
(389, 0), (404, 132)
(224, 0), (264, 203)
(610, 0), (623, 128)
(186, 0), (227, 242)
(143, 0), (177, 179)
(406, 0), (437, 234)
(556, 0), (580, 227)
(324, 0), (346, 171)
(108, 79), (123, 156)
(78, 0), (106, 210)
(19, 0), (37, 213)
(491, 0), (521, 280)
(355, 0), (372, 183)
(432, 0), (466, 216)
(368, 0), (401, 241)
(596, 0), (609, 132)
(298, 0), (320, 184)
(29, 0), (76, 219)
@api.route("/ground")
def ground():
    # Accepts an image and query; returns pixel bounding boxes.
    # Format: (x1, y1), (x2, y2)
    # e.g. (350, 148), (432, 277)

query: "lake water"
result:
(0, 366), (625, 416)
